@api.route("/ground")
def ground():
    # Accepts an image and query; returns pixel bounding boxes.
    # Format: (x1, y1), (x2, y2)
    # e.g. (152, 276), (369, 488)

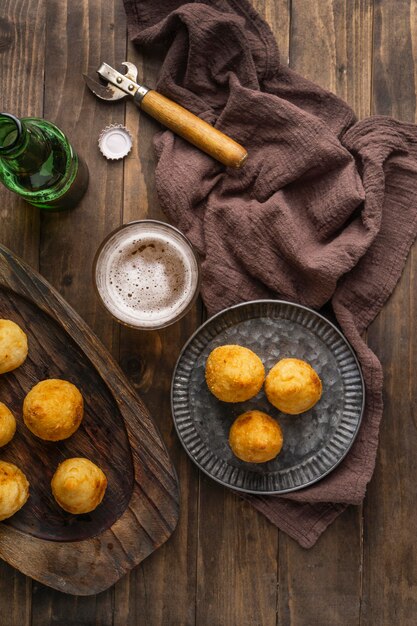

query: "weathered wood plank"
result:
(0, 0), (45, 622)
(194, 3), (289, 626)
(39, 0), (126, 345)
(0, 562), (31, 626)
(112, 38), (201, 626)
(372, 0), (416, 120)
(278, 507), (363, 626)
(114, 317), (201, 626)
(363, 1), (417, 623)
(277, 2), (373, 624)
(196, 479), (279, 626)
(30, 0), (125, 619)
(31, 587), (114, 626)
(290, 0), (373, 118)
(0, 0), (43, 266)
(252, 0), (291, 64)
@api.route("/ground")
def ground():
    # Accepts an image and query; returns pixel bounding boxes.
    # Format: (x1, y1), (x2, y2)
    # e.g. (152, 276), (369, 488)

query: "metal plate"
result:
(171, 300), (364, 494)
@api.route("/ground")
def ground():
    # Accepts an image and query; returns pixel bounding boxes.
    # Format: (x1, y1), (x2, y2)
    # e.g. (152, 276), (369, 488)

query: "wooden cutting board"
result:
(0, 243), (179, 595)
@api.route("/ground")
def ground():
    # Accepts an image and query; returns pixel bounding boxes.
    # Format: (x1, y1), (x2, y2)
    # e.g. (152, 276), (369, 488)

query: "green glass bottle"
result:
(0, 113), (89, 211)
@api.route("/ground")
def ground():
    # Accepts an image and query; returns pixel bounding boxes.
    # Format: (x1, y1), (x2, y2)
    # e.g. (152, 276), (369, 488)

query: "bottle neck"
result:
(0, 113), (23, 154)
(0, 113), (50, 173)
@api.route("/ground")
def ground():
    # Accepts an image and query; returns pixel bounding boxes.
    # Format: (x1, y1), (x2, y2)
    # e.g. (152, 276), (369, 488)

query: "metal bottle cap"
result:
(98, 124), (132, 160)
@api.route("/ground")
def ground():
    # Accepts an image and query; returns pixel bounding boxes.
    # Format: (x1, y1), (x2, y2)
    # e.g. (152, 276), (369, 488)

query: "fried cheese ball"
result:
(265, 358), (322, 415)
(205, 345), (265, 402)
(0, 402), (17, 447)
(0, 461), (29, 521)
(229, 410), (283, 463)
(51, 458), (107, 514)
(23, 379), (83, 441)
(0, 319), (28, 375)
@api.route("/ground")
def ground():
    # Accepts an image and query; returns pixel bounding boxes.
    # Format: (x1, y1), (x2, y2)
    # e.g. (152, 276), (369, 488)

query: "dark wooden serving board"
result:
(0, 243), (179, 595)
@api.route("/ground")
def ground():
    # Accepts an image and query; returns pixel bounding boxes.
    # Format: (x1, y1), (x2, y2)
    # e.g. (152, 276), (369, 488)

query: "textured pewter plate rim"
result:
(171, 299), (365, 495)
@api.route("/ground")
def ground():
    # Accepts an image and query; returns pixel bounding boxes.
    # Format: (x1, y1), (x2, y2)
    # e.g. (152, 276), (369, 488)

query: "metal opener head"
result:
(83, 62), (142, 102)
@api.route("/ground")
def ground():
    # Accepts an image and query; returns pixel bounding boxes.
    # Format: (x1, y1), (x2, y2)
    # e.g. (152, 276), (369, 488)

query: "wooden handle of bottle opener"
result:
(139, 90), (248, 169)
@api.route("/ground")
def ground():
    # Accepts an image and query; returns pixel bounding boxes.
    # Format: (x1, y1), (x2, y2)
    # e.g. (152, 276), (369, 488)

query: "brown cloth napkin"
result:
(123, 0), (417, 547)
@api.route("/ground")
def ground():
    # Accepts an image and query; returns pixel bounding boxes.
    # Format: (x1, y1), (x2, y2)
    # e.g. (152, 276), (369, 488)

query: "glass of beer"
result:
(93, 220), (201, 329)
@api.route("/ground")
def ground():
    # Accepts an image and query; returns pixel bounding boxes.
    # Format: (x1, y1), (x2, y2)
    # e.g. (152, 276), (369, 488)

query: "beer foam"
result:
(95, 223), (199, 328)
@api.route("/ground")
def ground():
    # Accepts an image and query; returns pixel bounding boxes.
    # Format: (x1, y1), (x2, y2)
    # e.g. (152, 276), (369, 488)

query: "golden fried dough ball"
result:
(205, 345), (265, 402)
(23, 379), (83, 441)
(0, 402), (16, 447)
(51, 458), (107, 514)
(0, 319), (28, 375)
(265, 358), (322, 415)
(0, 461), (29, 521)
(229, 410), (283, 463)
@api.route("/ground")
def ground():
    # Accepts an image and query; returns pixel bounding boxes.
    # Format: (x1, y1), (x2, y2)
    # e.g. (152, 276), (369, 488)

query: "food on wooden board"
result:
(0, 460), (29, 521)
(0, 402), (16, 447)
(265, 358), (322, 415)
(229, 410), (283, 463)
(205, 345), (265, 402)
(23, 379), (84, 441)
(0, 319), (28, 374)
(51, 458), (107, 514)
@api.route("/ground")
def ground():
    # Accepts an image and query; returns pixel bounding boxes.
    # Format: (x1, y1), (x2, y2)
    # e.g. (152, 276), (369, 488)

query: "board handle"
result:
(139, 90), (248, 169)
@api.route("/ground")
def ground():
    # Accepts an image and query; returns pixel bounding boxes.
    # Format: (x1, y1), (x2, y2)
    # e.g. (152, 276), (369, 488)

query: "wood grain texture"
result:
(31, 589), (113, 626)
(27, 0), (129, 615)
(196, 478), (278, 626)
(114, 319), (201, 626)
(0, 244), (179, 595)
(0, 0), (45, 621)
(278, 507), (362, 626)
(252, 0), (291, 63)
(278, 2), (373, 624)
(0, 0), (43, 266)
(40, 0), (127, 345)
(112, 39), (202, 626)
(193, 2), (289, 625)
(290, 0), (373, 116)
(363, 1), (417, 624)
(0, 561), (31, 626)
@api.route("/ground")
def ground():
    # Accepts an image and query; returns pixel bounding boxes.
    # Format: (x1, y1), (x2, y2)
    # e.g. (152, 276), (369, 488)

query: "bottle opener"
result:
(83, 62), (248, 169)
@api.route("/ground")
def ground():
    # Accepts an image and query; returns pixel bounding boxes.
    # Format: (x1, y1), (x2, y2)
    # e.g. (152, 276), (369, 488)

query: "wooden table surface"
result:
(1, 0), (417, 624)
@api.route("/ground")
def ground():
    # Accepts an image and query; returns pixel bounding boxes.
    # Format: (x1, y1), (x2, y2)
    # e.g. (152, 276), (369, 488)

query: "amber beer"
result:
(94, 221), (201, 329)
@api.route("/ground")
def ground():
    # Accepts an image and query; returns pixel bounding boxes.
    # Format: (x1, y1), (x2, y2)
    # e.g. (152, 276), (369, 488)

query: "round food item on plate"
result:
(205, 345), (265, 402)
(0, 461), (29, 521)
(265, 358), (322, 415)
(0, 319), (28, 375)
(51, 458), (107, 514)
(229, 410), (283, 463)
(0, 402), (17, 447)
(23, 379), (84, 441)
